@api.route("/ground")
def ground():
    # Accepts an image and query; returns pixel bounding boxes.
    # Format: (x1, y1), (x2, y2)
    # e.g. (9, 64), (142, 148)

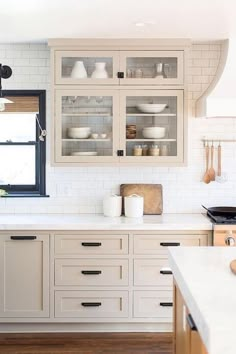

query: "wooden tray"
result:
(120, 184), (163, 215)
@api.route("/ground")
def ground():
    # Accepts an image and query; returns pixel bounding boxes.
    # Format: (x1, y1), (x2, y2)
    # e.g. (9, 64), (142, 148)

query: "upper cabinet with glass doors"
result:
(54, 49), (184, 86)
(49, 39), (190, 166)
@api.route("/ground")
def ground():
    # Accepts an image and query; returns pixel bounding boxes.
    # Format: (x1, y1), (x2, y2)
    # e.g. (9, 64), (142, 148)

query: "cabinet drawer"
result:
(134, 291), (173, 318)
(134, 259), (172, 286)
(54, 234), (128, 255)
(55, 290), (128, 318)
(133, 234), (202, 255)
(55, 259), (129, 286)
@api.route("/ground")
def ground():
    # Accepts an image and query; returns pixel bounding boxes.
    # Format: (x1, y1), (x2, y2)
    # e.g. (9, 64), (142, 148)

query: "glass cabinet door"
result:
(55, 51), (120, 85)
(119, 90), (184, 163)
(54, 89), (119, 163)
(120, 51), (184, 85)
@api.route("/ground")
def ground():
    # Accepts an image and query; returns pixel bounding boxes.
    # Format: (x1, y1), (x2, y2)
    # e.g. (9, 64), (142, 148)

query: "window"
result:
(0, 90), (46, 196)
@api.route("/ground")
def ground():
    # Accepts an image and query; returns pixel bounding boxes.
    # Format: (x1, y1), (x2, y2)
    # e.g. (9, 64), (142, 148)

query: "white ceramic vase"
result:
(71, 61), (87, 79)
(91, 62), (108, 79)
(124, 194), (144, 218)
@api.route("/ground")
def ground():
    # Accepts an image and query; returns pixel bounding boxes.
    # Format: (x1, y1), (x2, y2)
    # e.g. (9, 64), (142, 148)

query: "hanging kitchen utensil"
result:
(208, 142), (215, 181)
(215, 142), (227, 183)
(202, 144), (211, 184)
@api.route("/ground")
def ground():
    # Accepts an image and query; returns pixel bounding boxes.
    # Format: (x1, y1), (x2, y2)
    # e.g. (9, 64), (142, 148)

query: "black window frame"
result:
(0, 89), (46, 196)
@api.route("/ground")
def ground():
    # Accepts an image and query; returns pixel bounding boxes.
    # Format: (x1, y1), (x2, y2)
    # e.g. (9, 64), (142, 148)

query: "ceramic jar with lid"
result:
(103, 195), (122, 217)
(124, 194), (144, 218)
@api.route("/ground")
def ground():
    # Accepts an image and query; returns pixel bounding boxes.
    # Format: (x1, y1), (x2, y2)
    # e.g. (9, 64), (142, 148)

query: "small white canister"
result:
(124, 194), (144, 218)
(103, 195), (122, 217)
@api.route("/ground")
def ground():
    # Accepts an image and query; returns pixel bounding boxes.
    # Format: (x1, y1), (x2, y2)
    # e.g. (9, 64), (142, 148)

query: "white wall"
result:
(0, 42), (235, 214)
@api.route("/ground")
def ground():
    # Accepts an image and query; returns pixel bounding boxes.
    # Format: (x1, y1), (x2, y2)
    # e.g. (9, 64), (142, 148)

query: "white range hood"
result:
(196, 39), (236, 118)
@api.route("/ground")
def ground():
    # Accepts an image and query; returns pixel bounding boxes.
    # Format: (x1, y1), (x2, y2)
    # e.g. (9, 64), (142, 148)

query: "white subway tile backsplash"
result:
(1, 41), (233, 214)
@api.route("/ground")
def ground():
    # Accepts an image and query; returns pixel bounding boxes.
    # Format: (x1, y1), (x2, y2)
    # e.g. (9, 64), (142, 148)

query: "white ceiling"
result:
(1, 0), (236, 42)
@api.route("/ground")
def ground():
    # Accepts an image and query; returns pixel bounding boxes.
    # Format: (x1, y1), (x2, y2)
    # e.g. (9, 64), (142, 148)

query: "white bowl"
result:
(137, 104), (167, 113)
(100, 133), (107, 139)
(67, 127), (91, 139)
(71, 151), (98, 156)
(142, 127), (166, 139)
(91, 133), (99, 139)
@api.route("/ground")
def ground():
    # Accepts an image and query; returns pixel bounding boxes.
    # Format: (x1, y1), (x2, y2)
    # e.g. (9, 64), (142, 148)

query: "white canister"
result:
(124, 194), (144, 218)
(103, 195), (122, 217)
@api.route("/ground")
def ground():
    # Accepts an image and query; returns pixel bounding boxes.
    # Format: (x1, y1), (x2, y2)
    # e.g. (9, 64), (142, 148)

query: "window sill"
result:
(1, 194), (50, 198)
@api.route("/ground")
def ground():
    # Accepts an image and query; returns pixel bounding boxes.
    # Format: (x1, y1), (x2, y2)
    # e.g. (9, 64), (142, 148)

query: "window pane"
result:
(0, 114), (36, 142)
(0, 146), (35, 185)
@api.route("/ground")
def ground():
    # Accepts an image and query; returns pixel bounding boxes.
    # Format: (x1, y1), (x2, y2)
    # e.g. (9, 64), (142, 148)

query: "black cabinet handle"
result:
(160, 302), (173, 307)
(187, 314), (197, 331)
(10, 236), (37, 240)
(81, 302), (101, 307)
(160, 242), (180, 247)
(160, 270), (173, 275)
(81, 242), (102, 247)
(117, 72), (124, 78)
(81, 270), (102, 275)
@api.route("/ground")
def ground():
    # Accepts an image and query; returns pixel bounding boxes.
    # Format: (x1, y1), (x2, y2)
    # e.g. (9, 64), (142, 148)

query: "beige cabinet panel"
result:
(55, 290), (128, 318)
(134, 291), (173, 318)
(54, 233), (128, 255)
(133, 234), (205, 255)
(0, 234), (49, 318)
(134, 259), (172, 286)
(55, 259), (129, 286)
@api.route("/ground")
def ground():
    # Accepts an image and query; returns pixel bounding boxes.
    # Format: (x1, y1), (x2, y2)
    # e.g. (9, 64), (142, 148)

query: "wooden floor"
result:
(0, 333), (173, 354)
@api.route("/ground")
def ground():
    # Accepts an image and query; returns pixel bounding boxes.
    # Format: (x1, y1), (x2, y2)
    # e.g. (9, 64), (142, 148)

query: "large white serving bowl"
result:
(142, 127), (166, 139)
(67, 127), (91, 139)
(137, 103), (167, 113)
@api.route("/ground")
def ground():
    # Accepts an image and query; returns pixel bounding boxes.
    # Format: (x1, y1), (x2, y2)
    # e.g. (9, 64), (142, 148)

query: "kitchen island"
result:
(169, 247), (236, 354)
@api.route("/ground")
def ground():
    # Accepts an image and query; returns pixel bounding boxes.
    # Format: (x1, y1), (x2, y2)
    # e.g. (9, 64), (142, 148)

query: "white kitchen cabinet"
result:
(0, 234), (49, 318)
(49, 39), (189, 166)
(54, 88), (184, 164)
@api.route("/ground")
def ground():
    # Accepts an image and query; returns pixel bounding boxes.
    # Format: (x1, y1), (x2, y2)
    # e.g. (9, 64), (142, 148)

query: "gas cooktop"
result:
(207, 211), (236, 224)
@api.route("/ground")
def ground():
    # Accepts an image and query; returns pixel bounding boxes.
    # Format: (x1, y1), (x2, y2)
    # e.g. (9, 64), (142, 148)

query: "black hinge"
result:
(117, 150), (124, 156)
(117, 72), (124, 78)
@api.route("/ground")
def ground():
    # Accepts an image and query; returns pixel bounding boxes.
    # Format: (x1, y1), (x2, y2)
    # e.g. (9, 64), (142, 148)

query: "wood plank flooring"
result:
(0, 333), (173, 354)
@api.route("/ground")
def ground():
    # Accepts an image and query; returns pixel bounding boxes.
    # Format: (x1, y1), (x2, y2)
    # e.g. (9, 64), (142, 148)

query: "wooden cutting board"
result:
(120, 184), (163, 215)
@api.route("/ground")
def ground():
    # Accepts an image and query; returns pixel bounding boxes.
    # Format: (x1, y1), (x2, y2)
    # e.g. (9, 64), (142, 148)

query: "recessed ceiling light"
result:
(135, 22), (146, 27)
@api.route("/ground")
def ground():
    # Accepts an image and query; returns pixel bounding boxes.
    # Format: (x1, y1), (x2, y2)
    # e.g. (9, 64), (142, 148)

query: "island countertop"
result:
(168, 247), (236, 354)
(0, 213), (212, 230)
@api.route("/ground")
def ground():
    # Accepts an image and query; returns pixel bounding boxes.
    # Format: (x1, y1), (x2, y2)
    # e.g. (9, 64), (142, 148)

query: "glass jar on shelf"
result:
(133, 145), (142, 156)
(148, 144), (160, 156)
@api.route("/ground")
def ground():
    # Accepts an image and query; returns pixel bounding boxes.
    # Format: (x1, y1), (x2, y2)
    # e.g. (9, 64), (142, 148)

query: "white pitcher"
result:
(71, 61), (87, 79)
(91, 62), (108, 79)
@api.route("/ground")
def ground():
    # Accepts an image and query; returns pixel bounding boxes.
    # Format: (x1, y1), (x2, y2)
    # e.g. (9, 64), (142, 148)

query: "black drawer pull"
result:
(187, 314), (197, 331)
(81, 270), (102, 275)
(160, 302), (173, 307)
(81, 242), (102, 247)
(81, 302), (101, 307)
(160, 270), (173, 275)
(10, 236), (37, 240)
(160, 242), (180, 247)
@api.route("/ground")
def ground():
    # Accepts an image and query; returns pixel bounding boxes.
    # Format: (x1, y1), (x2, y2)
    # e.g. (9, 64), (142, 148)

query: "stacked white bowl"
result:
(142, 127), (166, 139)
(67, 127), (91, 139)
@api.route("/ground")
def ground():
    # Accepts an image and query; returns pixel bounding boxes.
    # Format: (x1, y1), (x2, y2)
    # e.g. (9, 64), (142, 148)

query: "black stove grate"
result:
(207, 211), (236, 224)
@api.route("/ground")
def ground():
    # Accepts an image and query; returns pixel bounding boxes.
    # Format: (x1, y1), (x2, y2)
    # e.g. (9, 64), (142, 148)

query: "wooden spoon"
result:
(230, 260), (236, 275)
(217, 143), (221, 176)
(202, 145), (211, 184)
(208, 144), (215, 181)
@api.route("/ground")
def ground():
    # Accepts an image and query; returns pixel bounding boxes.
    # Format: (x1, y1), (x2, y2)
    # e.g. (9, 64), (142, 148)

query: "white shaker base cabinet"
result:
(0, 230), (211, 332)
(0, 234), (49, 318)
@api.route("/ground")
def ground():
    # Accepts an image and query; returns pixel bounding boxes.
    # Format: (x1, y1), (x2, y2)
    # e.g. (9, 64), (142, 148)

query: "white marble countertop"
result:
(0, 213), (212, 230)
(169, 247), (236, 354)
